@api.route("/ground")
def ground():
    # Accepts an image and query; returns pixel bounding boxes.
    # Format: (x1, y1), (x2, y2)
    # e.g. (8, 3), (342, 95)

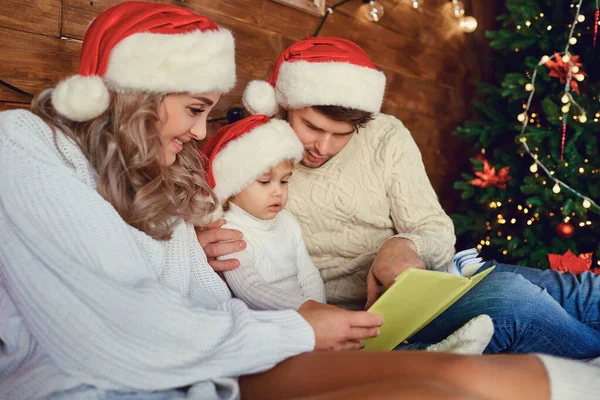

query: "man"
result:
(199, 37), (600, 358)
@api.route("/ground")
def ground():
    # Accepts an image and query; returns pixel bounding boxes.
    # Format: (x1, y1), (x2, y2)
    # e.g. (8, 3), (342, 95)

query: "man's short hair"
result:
(313, 105), (374, 133)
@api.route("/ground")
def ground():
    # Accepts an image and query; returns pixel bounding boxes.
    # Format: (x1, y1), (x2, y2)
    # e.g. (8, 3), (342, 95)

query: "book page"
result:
(362, 266), (495, 351)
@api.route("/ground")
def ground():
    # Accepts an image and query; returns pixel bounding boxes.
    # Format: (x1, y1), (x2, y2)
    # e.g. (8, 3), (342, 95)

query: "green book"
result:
(362, 266), (495, 351)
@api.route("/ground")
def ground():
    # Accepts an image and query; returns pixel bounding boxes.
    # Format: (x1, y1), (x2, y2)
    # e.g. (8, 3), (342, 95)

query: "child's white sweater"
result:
(221, 203), (326, 310)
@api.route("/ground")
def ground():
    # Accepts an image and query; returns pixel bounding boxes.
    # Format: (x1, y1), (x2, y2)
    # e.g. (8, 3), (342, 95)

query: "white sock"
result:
(426, 314), (494, 355)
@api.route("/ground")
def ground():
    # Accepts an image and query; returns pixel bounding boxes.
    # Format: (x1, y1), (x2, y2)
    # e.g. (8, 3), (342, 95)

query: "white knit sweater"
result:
(0, 110), (315, 400)
(221, 203), (326, 311)
(287, 113), (457, 308)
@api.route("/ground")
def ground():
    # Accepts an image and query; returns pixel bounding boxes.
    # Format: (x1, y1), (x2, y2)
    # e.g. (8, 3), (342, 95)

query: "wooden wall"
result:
(0, 0), (500, 212)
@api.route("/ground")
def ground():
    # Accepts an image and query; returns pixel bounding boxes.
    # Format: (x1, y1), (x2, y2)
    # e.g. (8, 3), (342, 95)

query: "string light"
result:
(583, 198), (592, 208)
(459, 16), (478, 32)
(530, 163), (538, 173)
(411, 0), (423, 9)
(362, 1), (385, 22)
(516, 0), (600, 213)
(451, 0), (465, 17)
(552, 183), (561, 193)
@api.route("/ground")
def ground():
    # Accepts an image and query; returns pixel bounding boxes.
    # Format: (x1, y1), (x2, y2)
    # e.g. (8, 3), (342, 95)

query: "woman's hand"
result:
(366, 238), (426, 309)
(196, 219), (246, 272)
(298, 300), (384, 351)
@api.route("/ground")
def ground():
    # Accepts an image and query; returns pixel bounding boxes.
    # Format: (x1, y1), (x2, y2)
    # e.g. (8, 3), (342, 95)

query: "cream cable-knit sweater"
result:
(287, 113), (456, 308)
(221, 203), (326, 311)
(0, 110), (315, 400)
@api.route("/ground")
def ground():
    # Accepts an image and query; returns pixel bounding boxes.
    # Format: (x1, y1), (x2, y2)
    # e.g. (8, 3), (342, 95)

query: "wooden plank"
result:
(0, 27), (81, 102)
(61, 0), (471, 91)
(333, 0), (467, 53)
(0, 0), (61, 37)
(0, 102), (30, 112)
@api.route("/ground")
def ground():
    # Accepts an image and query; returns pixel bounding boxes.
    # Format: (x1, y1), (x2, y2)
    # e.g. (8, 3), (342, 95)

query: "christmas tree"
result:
(452, 0), (600, 271)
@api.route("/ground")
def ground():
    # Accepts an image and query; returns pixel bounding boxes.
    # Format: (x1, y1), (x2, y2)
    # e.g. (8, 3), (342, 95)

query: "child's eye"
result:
(188, 107), (205, 115)
(281, 181), (289, 185)
(258, 181), (270, 185)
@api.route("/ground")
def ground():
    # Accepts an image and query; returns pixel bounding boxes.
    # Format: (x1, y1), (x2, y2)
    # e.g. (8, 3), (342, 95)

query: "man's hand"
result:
(365, 238), (426, 309)
(196, 219), (246, 272)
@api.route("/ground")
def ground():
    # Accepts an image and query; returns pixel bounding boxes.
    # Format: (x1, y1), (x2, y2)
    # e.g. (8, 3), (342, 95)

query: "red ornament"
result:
(469, 156), (512, 189)
(556, 221), (575, 239)
(545, 53), (586, 95)
(560, 122), (567, 161)
(548, 249), (598, 275)
(594, 7), (599, 48)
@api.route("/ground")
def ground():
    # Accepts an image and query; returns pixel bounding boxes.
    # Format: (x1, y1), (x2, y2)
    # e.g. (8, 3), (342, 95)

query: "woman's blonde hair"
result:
(32, 89), (218, 240)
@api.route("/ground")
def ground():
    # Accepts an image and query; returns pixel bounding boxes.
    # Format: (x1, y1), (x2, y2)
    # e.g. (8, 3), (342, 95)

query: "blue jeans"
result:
(405, 261), (600, 358)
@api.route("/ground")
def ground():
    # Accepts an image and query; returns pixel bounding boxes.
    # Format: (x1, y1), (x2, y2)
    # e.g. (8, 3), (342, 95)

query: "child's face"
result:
(230, 161), (293, 220)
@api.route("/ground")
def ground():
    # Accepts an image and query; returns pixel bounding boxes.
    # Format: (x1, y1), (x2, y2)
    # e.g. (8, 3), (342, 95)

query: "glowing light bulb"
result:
(575, 74), (585, 82)
(451, 0), (465, 17)
(540, 55), (550, 64)
(569, 37), (577, 45)
(561, 94), (570, 103)
(525, 83), (533, 91)
(362, 1), (384, 22)
(517, 112), (527, 122)
(547, 25), (552, 31)
(411, 0), (423, 9)
(552, 183), (561, 194)
(583, 199), (592, 209)
(459, 16), (478, 32)
(578, 15), (585, 22)
(580, 114), (587, 123)
(562, 54), (571, 63)
(530, 163), (538, 173)
(572, 66), (580, 74)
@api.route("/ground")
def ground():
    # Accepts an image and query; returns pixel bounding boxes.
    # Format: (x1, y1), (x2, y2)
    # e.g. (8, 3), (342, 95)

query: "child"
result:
(202, 114), (327, 311)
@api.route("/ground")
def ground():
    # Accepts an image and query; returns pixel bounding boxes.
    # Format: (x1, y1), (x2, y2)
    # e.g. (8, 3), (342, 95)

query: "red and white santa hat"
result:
(52, 1), (235, 122)
(243, 37), (386, 117)
(201, 114), (303, 203)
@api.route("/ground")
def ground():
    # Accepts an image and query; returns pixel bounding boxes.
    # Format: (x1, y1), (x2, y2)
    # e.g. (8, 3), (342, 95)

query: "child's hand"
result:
(298, 300), (383, 351)
(196, 219), (246, 272)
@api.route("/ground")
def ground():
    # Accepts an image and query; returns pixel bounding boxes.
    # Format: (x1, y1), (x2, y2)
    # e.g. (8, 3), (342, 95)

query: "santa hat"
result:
(52, 1), (235, 122)
(201, 114), (303, 203)
(243, 37), (386, 117)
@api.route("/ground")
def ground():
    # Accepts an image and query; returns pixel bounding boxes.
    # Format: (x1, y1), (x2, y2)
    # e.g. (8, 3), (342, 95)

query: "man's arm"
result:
(382, 117), (456, 269)
(366, 116), (455, 307)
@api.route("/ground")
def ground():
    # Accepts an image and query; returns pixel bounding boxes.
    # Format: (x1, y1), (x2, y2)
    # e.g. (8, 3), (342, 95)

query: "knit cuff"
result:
(386, 234), (424, 258)
(537, 354), (600, 400)
(254, 309), (316, 355)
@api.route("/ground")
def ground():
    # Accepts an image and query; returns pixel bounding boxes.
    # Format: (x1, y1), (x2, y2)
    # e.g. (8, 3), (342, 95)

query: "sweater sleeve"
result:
(222, 239), (309, 311)
(537, 354), (600, 400)
(0, 111), (314, 390)
(290, 218), (327, 303)
(381, 115), (456, 270)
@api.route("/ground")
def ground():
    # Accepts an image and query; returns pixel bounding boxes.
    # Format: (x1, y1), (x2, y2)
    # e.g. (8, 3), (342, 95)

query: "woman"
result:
(0, 2), (597, 400)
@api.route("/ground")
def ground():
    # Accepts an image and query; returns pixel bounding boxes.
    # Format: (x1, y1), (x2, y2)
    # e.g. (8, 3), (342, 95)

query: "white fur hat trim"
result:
(52, 75), (110, 122)
(212, 119), (303, 202)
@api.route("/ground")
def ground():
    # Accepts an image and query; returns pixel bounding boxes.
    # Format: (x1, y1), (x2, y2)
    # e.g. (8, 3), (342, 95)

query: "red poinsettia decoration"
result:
(547, 249), (600, 275)
(545, 53), (587, 95)
(469, 157), (511, 189)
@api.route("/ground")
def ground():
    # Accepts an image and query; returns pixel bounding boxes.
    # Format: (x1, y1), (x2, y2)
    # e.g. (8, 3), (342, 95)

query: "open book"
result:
(362, 263), (495, 351)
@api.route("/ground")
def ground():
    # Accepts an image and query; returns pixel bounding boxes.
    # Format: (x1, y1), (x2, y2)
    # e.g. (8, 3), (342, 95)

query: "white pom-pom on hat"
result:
(242, 80), (279, 117)
(52, 75), (110, 122)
